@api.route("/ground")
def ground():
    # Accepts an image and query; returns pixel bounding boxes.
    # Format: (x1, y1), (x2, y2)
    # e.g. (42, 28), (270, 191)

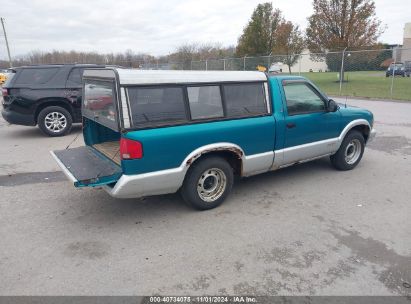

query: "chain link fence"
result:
(1, 48), (410, 100)
(187, 48), (411, 101)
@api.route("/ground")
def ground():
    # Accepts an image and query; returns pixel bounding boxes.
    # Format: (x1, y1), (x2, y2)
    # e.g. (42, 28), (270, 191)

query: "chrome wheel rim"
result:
(197, 168), (227, 203)
(45, 112), (67, 133)
(345, 139), (362, 165)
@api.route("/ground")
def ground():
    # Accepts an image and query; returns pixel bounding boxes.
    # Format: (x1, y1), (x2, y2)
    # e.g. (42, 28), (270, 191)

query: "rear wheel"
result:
(38, 106), (73, 137)
(330, 130), (365, 171)
(181, 156), (233, 210)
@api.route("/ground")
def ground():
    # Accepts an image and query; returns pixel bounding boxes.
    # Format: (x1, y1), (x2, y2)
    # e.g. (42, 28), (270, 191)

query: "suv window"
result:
(15, 68), (59, 85)
(223, 83), (267, 117)
(283, 82), (325, 115)
(83, 79), (117, 130)
(127, 86), (187, 127)
(67, 68), (84, 85)
(187, 86), (224, 120)
(389, 63), (404, 69)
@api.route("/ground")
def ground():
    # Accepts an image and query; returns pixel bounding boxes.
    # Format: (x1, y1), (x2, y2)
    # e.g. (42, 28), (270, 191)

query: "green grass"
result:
(296, 71), (411, 101)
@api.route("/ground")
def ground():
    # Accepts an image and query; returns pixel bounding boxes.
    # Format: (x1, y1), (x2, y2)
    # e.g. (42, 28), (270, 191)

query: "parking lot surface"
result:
(0, 98), (410, 296)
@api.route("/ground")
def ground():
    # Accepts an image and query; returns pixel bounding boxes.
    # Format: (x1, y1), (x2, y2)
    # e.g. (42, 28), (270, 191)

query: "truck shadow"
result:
(237, 157), (333, 187)
(67, 157), (335, 226)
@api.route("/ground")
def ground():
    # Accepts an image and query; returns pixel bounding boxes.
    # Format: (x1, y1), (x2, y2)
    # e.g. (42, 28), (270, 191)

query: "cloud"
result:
(0, 0), (410, 59)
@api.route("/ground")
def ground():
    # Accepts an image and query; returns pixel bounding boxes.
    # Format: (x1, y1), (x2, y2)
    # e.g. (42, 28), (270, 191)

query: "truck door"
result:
(280, 80), (341, 165)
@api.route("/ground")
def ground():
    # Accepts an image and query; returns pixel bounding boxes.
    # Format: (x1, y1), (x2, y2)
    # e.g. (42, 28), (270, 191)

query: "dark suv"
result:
(385, 62), (411, 77)
(1, 64), (105, 136)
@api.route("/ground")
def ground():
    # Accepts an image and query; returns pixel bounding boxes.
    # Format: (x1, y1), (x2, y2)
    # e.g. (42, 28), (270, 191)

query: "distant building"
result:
(391, 44), (402, 62)
(291, 49), (328, 73)
(400, 22), (411, 63)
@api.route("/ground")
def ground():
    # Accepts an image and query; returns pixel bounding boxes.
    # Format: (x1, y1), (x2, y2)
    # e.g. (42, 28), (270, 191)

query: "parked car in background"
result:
(0, 72), (6, 85)
(405, 61), (411, 77)
(0, 68), (15, 85)
(51, 69), (376, 210)
(268, 62), (282, 74)
(256, 65), (267, 72)
(1, 64), (106, 136)
(385, 62), (410, 77)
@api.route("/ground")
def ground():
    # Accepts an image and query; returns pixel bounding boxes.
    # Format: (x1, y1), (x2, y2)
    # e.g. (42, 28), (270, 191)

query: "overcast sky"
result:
(1, 0), (410, 59)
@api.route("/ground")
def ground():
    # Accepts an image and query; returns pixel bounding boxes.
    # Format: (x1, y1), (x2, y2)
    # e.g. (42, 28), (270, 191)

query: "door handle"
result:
(286, 122), (296, 129)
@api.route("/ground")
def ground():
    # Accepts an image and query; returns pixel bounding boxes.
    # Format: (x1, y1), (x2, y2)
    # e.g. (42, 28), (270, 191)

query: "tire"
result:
(37, 106), (73, 137)
(181, 156), (234, 210)
(330, 130), (365, 171)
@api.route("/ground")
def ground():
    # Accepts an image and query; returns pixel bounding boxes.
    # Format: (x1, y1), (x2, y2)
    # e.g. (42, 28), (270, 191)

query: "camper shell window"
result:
(125, 81), (269, 129)
(83, 79), (118, 131)
(223, 83), (267, 117)
(187, 85), (224, 120)
(127, 86), (188, 127)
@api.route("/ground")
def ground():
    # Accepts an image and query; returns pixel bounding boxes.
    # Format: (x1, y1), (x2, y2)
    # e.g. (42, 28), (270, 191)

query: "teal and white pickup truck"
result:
(51, 69), (376, 210)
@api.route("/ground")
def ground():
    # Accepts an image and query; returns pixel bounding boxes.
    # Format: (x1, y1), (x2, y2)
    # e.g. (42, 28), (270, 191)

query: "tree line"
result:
(1, 0), (387, 72)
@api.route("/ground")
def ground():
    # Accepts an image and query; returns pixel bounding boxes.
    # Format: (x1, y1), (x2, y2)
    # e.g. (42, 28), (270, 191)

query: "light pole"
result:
(339, 47), (348, 95)
(1, 17), (12, 68)
(390, 60), (396, 97)
(268, 52), (272, 69)
(205, 47), (215, 71)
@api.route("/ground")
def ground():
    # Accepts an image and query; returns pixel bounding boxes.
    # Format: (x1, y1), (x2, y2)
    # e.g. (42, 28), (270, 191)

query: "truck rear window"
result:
(83, 79), (118, 131)
(14, 68), (59, 85)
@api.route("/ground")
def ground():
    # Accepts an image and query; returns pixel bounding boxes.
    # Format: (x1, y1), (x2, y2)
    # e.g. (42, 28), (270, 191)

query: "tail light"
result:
(120, 138), (143, 160)
(1, 88), (8, 97)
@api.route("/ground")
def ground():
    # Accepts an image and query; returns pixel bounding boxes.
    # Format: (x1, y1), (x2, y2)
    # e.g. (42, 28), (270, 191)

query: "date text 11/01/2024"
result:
(149, 296), (257, 303)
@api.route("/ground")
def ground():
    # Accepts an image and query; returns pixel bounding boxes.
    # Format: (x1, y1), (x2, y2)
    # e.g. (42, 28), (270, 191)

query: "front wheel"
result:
(330, 130), (365, 171)
(181, 156), (234, 210)
(38, 106), (73, 137)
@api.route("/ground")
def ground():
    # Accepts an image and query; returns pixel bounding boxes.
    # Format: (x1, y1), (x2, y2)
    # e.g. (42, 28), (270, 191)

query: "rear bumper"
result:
(103, 167), (186, 199)
(1, 108), (36, 126)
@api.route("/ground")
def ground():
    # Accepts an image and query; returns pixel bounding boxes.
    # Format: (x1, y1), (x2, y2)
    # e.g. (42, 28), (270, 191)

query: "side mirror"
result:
(327, 99), (338, 112)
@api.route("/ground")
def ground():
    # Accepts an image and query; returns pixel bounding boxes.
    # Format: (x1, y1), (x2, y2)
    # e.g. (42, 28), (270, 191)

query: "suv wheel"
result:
(181, 156), (234, 210)
(330, 130), (365, 171)
(38, 106), (73, 137)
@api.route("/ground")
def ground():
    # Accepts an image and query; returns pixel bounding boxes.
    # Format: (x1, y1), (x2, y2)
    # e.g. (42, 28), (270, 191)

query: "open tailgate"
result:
(51, 146), (122, 187)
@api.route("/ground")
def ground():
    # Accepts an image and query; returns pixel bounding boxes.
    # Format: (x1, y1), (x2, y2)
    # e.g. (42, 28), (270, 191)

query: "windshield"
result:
(389, 64), (403, 69)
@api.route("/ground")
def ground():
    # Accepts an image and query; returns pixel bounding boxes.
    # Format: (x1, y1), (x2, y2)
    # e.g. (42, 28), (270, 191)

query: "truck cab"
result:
(51, 68), (375, 210)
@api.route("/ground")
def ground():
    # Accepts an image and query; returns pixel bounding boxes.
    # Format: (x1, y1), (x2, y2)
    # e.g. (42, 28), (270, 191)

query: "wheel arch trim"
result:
(104, 143), (274, 198)
(34, 98), (74, 123)
(338, 119), (371, 143)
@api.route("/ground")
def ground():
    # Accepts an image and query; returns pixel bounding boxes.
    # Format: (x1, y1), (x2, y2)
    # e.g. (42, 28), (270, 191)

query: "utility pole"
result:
(1, 17), (12, 68)
(339, 47), (348, 96)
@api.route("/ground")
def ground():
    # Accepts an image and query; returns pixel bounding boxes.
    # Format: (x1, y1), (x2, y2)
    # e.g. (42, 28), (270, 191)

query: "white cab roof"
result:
(84, 68), (267, 85)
